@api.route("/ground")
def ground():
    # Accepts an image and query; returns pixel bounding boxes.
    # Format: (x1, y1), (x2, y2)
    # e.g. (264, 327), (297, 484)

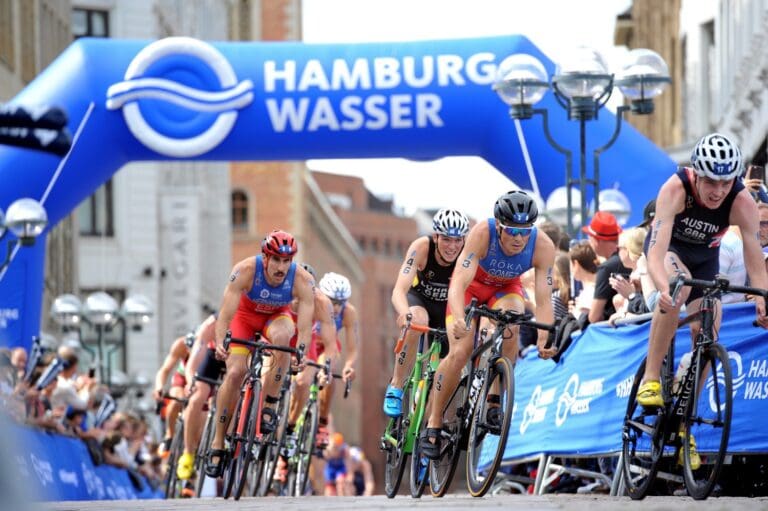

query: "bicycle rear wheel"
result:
(194, 410), (215, 497)
(429, 372), (468, 497)
(682, 343), (732, 500)
(293, 400), (319, 496)
(621, 357), (667, 500)
(163, 417), (185, 498)
(383, 378), (412, 498)
(466, 356), (514, 497)
(257, 389), (290, 496)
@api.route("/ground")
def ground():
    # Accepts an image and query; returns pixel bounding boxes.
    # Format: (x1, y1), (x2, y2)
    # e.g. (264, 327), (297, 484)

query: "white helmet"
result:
(319, 272), (352, 301)
(432, 208), (469, 237)
(691, 133), (742, 181)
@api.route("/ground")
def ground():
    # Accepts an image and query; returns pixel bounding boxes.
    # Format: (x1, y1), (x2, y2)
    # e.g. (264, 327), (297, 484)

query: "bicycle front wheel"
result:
(257, 389), (290, 496)
(409, 378), (432, 498)
(682, 343), (732, 500)
(194, 410), (215, 497)
(163, 417), (185, 498)
(621, 357), (667, 500)
(234, 381), (262, 500)
(429, 372), (468, 497)
(294, 400), (319, 496)
(466, 356), (514, 497)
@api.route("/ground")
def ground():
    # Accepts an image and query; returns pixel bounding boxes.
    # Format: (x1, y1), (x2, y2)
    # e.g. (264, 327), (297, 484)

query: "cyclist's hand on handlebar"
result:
(342, 364), (356, 383)
(214, 341), (229, 361)
(754, 295), (768, 329)
(656, 291), (678, 313)
(453, 317), (472, 339)
(536, 330), (557, 360)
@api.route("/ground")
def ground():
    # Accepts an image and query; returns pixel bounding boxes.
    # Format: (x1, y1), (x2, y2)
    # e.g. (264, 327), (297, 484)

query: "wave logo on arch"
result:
(106, 37), (254, 158)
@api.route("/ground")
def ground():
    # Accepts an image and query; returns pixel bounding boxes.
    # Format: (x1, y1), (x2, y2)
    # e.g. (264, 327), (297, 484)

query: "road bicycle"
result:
(381, 313), (446, 498)
(621, 275), (767, 500)
(220, 332), (303, 500)
(282, 357), (351, 497)
(429, 299), (555, 498)
(189, 373), (223, 498)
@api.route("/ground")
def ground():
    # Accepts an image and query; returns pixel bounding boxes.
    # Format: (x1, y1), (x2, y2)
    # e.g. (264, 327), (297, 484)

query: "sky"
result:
(301, 0), (633, 221)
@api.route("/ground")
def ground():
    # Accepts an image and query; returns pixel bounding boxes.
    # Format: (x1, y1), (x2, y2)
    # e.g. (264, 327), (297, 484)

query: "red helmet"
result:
(261, 229), (298, 258)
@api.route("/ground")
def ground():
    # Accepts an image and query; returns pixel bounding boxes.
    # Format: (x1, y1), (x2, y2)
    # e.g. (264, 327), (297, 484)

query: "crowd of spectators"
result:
(0, 341), (163, 492)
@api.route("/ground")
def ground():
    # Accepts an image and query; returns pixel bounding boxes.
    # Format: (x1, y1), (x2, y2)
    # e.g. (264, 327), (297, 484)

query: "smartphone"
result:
(747, 164), (765, 183)
(88, 367), (96, 378)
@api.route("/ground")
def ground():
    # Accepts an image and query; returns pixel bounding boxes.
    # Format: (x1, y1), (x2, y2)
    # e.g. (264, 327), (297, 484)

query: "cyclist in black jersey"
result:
(637, 133), (768, 466)
(383, 208), (469, 418)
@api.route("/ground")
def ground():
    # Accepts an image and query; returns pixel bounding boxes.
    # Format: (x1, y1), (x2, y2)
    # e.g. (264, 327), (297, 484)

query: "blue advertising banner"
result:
(8, 424), (163, 501)
(501, 302), (768, 462)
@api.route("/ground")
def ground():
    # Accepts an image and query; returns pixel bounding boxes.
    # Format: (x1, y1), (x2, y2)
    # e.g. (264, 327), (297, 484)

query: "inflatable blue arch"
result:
(0, 35), (674, 348)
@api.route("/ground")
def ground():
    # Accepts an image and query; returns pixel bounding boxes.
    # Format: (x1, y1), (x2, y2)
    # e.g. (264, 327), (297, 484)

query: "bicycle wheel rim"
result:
(409, 400), (430, 498)
(294, 402), (319, 496)
(164, 418), (184, 498)
(222, 391), (246, 499)
(258, 394), (290, 496)
(683, 343), (732, 500)
(466, 356), (514, 497)
(194, 413), (214, 497)
(383, 414), (408, 498)
(429, 373), (468, 497)
(234, 382), (261, 499)
(621, 358), (666, 500)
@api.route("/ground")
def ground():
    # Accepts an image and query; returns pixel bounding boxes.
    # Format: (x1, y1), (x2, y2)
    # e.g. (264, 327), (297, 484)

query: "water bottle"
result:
(413, 380), (425, 413)
(673, 352), (692, 395)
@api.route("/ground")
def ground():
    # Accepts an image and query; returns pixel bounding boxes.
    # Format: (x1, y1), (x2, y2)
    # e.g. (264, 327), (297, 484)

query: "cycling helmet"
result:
(261, 229), (298, 258)
(691, 133), (742, 181)
(494, 190), (538, 225)
(300, 262), (317, 280)
(432, 208), (470, 237)
(319, 272), (352, 301)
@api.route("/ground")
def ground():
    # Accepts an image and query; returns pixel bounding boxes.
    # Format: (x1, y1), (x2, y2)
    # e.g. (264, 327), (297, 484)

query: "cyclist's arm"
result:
(294, 266), (316, 351)
(647, 177), (684, 297)
(153, 338), (184, 399)
(532, 233), (556, 357)
(315, 293), (339, 360)
(361, 458), (375, 496)
(391, 237), (428, 321)
(214, 258), (254, 347)
(341, 303), (360, 380)
(184, 314), (216, 390)
(448, 222), (488, 334)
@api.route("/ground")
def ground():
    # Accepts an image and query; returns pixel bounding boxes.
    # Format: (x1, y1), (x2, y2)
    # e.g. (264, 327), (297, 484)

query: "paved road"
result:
(41, 495), (768, 511)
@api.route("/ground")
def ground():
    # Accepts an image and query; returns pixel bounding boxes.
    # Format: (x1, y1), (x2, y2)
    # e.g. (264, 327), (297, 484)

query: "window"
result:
(78, 179), (114, 236)
(72, 8), (109, 38)
(231, 189), (249, 230)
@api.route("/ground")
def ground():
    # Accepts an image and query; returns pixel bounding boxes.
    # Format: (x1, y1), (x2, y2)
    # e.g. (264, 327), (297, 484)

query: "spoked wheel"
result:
(257, 392), (290, 496)
(621, 358), (667, 500)
(222, 390), (247, 499)
(682, 343), (732, 500)
(233, 388), (258, 499)
(409, 398), (430, 498)
(163, 418), (185, 498)
(383, 414), (408, 498)
(429, 373), (468, 497)
(194, 411), (215, 497)
(466, 356), (515, 497)
(293, 402), (319, 496)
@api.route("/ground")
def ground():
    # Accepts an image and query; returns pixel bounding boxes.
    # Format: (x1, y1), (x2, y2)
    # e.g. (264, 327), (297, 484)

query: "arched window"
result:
(231, 189), (249, 230)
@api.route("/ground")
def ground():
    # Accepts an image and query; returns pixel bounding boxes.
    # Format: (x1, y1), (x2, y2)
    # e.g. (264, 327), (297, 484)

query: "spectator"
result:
(719, 226), (747, 303)
(758, 203), (768, 247)
(638, 199), (656, 230)
(345, 446), (375, 496)
(552, 253), (571, 321)
(582, 212), (629, 323)
(10, 347), (27, 382)
(539, 220), (570, 253)
(609, 228), (650, 323)
(568, 241), (598, 317)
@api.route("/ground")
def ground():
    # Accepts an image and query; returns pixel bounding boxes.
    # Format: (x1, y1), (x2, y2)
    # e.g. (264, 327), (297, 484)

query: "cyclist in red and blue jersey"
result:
(205, 230), (315, 477)
(420, 191), (556, 458)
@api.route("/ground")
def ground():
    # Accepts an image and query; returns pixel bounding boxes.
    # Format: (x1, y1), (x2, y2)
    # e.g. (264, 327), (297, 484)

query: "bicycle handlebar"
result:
(670, 274), (768, 300)
(464, 299), (555, 333)
(303, 358), (352, 398)
(222, 331), (305, 360)
(403, 312), (447, 337)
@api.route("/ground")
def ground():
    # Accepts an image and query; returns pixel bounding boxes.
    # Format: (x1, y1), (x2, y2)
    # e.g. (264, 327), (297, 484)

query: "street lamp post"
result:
(494, 48), (670, 236)
(0, 198), (48, 274)
(51, 291), (154, 386)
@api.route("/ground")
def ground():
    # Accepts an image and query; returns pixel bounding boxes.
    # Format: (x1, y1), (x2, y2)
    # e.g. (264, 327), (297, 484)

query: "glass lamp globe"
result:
(493, 54), (550, 107)
(591, 188), (632, 226)
(83, 291), (119, 326)
(615, 48), (670, 100)
(121, 294), (154, 331)
(5, 198), (48, 246)
(545, 186), (583, 228)
(51, 294), (83, 328)
(553, 47), (612, 101)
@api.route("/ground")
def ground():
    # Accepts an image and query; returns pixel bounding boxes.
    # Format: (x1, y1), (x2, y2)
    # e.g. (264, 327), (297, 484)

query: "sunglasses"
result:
(331, 299), (346, 306)
(760, 221), (768, 227)
(499, 224), (533, 237)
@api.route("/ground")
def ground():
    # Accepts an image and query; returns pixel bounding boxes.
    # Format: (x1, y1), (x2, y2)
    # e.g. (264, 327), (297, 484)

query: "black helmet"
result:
(494, 190), (538, 225)
(300, 262), (317, 280)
